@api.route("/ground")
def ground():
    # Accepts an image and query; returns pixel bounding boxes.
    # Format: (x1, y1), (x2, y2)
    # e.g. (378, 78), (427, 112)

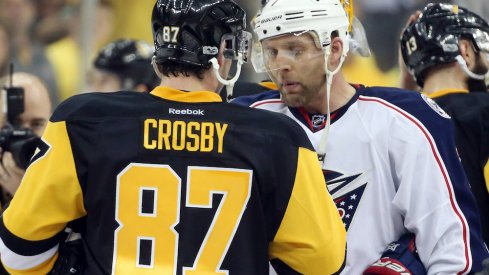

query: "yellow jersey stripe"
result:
(3, 121), (86, 241)
(269, 147), (346, 274)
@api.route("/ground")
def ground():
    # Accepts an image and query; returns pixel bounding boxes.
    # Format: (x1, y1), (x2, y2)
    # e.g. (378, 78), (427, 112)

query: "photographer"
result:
(0, 72), (51, 207)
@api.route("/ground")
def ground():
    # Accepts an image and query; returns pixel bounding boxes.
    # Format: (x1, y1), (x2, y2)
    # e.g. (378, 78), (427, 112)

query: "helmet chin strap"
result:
(209, 53), (245, 102)
(151, 56), (164, 79)
(317, 46), (346, 166)
(455, 55), (487, 81)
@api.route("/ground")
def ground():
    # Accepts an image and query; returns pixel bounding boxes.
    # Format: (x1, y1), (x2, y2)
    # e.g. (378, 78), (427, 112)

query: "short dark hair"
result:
(157, 61), (209, 79)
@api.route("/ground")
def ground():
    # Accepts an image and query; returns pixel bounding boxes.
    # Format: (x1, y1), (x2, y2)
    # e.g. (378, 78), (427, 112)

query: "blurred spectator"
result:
(109, 0), (153, 43)
(357, 0), (418, 73)
(454, 0), (489, 21)
(0, 72), (51, 207)
(0, 0), (59, 105)
(92, 0), (115, 51)
(34, 0), (68, 44)
(46, 0), (115, 101)
(0, 21), (9, 77)
(343, 55), (399, 87)
(88, 39), (159, 93)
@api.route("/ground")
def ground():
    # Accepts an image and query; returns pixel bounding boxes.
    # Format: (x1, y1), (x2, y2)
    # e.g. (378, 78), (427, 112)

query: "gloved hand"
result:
(363, 233), (427, 275)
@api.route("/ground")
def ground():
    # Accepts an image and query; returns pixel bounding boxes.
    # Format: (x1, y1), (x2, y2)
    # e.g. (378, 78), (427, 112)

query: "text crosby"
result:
(143, 119), (228, 153)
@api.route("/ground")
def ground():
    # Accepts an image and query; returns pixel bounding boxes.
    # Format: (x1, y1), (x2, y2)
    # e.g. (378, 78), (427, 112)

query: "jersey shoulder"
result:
(231, 89), (281, 107)
(232, 81), (277, 98)
(441, 92), (489, 110)
(223, 101), (314, 151)
(359, 86), (452, 123)
(51, 91), (149, 122)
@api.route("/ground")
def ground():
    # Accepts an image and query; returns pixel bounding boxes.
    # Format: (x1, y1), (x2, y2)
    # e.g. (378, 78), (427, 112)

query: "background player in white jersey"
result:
(233, 0), (489, 273)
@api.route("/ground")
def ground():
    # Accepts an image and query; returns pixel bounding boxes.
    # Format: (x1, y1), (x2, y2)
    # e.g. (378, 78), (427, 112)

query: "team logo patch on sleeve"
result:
(324, 170), (369, 230)
(421, 94), (451, 119)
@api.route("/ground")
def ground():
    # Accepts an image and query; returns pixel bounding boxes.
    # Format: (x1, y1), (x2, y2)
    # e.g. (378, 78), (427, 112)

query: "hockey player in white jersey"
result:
(233, 0), (489, 273)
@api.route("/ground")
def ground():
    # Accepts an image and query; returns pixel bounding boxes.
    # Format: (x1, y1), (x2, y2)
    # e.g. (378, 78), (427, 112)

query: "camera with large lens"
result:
(0, 86), (40, 169)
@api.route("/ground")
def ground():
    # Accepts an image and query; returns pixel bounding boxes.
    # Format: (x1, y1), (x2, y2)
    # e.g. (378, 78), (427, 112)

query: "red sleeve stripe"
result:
(250, 99), (284, 108)
(358, 95), (471, 275)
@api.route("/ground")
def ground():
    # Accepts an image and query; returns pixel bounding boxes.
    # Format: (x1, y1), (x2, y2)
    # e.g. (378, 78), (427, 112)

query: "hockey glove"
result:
(363, 233), (426, 275)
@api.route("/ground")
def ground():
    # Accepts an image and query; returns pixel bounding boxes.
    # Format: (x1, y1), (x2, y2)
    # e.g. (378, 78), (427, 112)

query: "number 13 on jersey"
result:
(112, 163), (252, 274)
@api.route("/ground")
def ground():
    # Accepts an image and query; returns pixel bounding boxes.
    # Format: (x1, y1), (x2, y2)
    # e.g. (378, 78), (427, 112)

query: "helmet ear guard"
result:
(210, 30), (251, 101)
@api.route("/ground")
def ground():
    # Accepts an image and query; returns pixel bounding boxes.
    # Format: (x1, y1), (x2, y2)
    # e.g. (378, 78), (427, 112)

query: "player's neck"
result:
(303, 73), (356, 114)
(422, 66), (468, 94)
(160, 71), (220, 93)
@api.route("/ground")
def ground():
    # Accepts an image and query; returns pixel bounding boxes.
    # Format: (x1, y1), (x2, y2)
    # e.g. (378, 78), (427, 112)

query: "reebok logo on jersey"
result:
(169, 108), (205, 116)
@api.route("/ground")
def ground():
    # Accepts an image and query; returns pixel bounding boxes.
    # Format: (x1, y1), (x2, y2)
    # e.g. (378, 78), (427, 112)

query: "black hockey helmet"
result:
(94, 39), (159, 90)
(400, 3), (489, 87)
(151, 0), (248, 68)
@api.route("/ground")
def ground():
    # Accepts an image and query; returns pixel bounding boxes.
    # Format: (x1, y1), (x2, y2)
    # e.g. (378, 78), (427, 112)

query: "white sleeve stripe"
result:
(0, 237), (58, 270)
(250, 99), (284, 108)
(359, 95), (472, 274)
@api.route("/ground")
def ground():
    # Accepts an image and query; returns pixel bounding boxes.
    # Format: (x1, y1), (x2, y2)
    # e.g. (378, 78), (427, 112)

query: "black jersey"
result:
(0, 87), (346, 274)
(428, 89), (489, 243)
(223, 81), (277, 100)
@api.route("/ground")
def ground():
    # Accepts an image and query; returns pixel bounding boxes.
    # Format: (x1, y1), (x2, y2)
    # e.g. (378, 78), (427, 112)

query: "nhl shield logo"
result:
(311, 115), (326, 129)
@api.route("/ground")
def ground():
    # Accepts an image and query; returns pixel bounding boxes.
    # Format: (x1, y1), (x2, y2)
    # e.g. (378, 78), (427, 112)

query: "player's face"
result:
(261, 33), (326, 108)
(88, 69), (122, 93)
(17, 82), (51, 137)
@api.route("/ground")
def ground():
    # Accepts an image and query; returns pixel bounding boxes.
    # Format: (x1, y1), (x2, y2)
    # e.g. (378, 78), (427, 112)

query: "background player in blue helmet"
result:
(400, 2), (489, 245)
(89, 39), (159, 93)
(0, 0), (346, 274)
(233, 0), (489, 273)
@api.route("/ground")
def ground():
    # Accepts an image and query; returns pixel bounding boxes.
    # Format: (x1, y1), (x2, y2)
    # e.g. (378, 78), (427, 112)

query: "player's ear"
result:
(329, 35), (344, 66)
(459, 39), (475, 68)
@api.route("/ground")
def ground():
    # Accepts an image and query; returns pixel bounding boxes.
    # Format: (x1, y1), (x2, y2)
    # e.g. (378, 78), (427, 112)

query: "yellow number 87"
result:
(112, 163), (252, 274)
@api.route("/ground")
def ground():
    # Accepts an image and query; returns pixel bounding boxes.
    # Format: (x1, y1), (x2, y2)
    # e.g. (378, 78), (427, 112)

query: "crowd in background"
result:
(1, 0), (487, 110)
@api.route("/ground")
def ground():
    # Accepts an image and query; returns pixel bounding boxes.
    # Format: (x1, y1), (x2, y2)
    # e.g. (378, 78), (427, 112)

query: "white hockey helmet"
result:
(252, 0), (351, 72)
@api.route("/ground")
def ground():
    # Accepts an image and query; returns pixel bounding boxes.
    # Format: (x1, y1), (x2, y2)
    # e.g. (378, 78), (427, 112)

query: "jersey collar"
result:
(150, 86), (223, 103)
(424, 89), (469, 99)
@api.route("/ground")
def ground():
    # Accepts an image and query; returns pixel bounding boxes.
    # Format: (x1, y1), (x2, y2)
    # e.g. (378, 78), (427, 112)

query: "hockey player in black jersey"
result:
(401, 2), (489, 244)
(0, 0), (346, 274)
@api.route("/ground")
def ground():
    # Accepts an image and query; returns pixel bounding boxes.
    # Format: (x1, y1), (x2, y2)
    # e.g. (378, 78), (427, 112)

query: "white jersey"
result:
(233, 85), (488, 274)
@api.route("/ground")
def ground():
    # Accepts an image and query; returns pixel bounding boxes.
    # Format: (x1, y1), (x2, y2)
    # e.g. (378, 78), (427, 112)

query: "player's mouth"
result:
(281, 81), (301, 93)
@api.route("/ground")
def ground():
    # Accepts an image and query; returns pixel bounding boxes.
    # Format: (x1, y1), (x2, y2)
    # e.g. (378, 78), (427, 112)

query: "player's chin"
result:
(282, 94), (306, 108)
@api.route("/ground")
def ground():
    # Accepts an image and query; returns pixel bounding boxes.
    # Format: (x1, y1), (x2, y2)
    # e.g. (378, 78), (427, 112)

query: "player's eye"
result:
(264, 48), (278, 59)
